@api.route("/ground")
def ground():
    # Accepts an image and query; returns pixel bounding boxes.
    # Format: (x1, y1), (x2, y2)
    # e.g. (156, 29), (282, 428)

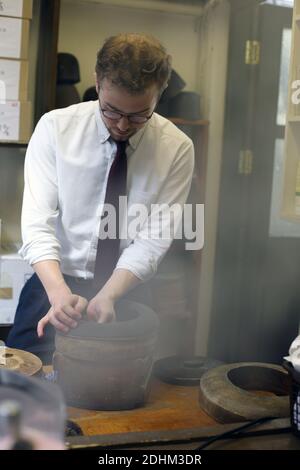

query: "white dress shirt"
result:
(19, 101), (194, 281)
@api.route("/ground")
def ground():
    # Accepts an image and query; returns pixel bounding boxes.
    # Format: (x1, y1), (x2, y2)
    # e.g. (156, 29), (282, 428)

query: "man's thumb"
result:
(37, 314), (48, 338)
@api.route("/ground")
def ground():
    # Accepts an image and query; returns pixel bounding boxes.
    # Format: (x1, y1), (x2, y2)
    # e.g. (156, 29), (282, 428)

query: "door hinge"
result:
(245, 40), (260, 65)
(239, 150), (253, 175)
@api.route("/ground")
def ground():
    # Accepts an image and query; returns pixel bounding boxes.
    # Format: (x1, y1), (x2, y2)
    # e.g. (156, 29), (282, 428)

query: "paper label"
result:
(0, 0), (23, 18)
(0, 101), (20, 141)
(0, 59), (21, 101)
(0, 255), (33, 324)
(0, 288), (13, 299)
(0, 17), (22, 59)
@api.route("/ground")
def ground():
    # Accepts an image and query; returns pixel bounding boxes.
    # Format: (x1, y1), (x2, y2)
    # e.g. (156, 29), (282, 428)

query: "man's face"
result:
(97, 78), (160, 141)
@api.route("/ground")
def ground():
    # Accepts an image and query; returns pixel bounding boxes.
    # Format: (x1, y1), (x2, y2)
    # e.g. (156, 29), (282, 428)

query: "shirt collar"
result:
(128, 121), (149, 150)
(94, 100), (150, 148)
(94, 101), (110, 144)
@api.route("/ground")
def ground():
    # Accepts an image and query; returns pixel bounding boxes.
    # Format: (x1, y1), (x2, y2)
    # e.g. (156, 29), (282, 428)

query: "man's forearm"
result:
(32, 260), (71, 303)
(99, 268), (142, 301)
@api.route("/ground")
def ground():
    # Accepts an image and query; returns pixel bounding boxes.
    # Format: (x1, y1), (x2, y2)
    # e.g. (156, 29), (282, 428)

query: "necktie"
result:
(93, 140), (128, 290)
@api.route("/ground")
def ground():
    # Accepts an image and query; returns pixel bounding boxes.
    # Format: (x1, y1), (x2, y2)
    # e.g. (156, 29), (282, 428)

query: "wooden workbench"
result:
(67, 377), (216, 436)
(65, 379), (300, 450)
(67, 418), (300, 450)
(43, 367), (300, 450)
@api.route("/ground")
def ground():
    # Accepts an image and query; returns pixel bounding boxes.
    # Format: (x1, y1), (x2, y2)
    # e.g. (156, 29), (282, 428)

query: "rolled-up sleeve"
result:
(116, 140), (195, 281)
(18, 114), (61, 266)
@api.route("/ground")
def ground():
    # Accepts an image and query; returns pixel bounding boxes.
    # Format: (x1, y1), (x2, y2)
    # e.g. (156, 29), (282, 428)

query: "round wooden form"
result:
(0, 347), (42, 376)
(54, 300), (159, 410)
(199, 362), (290, 423)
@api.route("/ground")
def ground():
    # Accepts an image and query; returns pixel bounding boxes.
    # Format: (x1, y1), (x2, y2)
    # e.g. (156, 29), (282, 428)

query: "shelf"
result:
(0, 141), (28, 146)
(64, 0), (205, 17)
(295, 15), (300, 23)
(169, 118), (209, 127)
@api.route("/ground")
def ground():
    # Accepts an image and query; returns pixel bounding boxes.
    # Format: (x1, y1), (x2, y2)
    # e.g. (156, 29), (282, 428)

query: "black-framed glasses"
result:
(99, 99), (154, 124)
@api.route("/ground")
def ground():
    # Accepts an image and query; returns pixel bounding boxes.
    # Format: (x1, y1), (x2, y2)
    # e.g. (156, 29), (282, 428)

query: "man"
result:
(7, 33), (194, 363)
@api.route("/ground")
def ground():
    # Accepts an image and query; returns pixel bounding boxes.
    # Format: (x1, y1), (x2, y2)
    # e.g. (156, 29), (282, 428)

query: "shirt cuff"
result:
(115, 246), (158, 282)
(18, 246), (61, 267)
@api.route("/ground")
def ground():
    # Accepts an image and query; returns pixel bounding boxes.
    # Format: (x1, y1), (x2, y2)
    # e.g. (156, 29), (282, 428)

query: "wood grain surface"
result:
(0, 347), (42, 376)
(67, 377), (216, 436)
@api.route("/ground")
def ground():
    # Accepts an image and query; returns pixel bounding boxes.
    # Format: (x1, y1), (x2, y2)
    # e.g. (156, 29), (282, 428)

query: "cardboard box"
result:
(0, 17), (30, 59)
(0, 253), (33, 325)
(0, 59), (28, 101)
(0, 0), (33, 19)
(0, 101), (31, 143)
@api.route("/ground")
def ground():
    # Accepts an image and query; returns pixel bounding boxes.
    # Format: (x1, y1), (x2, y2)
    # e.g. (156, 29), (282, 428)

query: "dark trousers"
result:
(6, 273), (151, 364)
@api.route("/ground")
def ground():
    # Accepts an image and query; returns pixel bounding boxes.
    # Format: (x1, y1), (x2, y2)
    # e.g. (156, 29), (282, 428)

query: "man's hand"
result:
(37, 285), (88, 337)
(86, 292), (116, 323)
(86, 268), (141, 323)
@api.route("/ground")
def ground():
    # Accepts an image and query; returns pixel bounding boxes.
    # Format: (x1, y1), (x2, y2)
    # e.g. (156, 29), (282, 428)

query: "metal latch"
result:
(245, 40), (260, 65)
(239, 150), (253, 175)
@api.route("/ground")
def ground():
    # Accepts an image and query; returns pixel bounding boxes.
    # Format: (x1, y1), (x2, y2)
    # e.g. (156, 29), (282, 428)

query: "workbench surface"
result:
(43, 368), (300, 450)
(67, 377), (216, 436)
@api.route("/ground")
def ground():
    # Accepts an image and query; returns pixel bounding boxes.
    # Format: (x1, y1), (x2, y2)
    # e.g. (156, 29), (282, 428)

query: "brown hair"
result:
(95, 33), (172, 94)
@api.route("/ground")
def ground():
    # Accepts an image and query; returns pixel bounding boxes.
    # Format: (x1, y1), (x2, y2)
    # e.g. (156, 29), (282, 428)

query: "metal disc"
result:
(153, 355), (223, 386)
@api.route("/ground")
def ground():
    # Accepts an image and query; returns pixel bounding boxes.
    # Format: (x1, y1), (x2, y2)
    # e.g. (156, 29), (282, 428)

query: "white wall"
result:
(58, 0), (201, 98)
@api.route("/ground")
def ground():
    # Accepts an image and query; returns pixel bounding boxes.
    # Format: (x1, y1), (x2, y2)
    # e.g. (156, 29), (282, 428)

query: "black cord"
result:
(11, 438), (34, 450)
(195, 416), (278, 450)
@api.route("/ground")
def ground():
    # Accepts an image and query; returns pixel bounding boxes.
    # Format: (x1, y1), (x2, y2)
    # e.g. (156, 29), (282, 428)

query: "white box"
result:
(0, 253), (33, 324)
(0, 0), (33, 19)
(0, 100), (31, 142)
(0, 17), (30, 59)
(0, 58), (28, 101)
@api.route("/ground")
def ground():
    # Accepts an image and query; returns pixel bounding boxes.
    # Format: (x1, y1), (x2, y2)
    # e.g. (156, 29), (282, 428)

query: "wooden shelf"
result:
(0, 141), (28, 146)
(169, 117), (209, 127)
(295, 14), (300, 23)
(0, 120), (209, 146)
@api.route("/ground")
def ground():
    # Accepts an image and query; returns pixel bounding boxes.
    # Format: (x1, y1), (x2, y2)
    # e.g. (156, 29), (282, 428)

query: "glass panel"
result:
(269, 138), (300, 237)
(277, 28), (292, 126)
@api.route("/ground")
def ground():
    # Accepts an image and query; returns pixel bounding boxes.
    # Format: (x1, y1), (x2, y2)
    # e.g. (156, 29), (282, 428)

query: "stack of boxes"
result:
(0, 1), (34, 324)
(0, 0), (32, 143)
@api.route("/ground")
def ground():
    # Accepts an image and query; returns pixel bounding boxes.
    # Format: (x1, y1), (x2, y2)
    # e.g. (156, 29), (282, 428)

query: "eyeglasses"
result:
(99, 99), (154, 124)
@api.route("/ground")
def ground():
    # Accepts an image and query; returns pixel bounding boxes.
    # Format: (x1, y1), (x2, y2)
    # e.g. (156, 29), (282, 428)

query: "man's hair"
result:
(95, 33), (172, 94)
